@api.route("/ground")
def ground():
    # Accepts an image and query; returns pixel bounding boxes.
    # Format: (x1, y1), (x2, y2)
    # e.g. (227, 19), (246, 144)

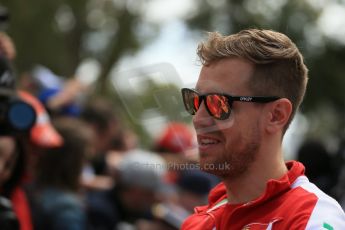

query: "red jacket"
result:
(181, 161), (345, 230)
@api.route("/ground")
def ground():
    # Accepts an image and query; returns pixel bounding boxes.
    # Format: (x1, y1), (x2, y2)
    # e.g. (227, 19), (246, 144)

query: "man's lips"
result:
(197, 135), (221, 150)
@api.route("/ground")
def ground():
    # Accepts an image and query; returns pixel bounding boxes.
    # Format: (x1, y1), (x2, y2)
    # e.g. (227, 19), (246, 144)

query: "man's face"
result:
(193, 58), (264, 179)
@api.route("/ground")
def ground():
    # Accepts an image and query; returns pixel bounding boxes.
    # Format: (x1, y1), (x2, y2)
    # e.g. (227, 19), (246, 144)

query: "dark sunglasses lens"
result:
(182, 89), (199, 115)
(206, 94), (230, 120)
(8, 102), (36, 130)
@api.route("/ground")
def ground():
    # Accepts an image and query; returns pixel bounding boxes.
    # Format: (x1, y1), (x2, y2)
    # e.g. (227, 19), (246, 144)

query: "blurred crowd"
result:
(1, 29), (345, 230)
(0, 31), (219, 230)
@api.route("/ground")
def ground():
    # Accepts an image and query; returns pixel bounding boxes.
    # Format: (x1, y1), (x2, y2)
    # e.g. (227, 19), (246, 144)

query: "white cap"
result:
(118, 149), (166, 190)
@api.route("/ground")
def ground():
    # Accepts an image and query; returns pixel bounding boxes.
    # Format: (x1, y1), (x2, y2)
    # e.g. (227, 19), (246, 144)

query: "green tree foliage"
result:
(185, 0), (345, 138)
(1, 0), (155, 93)
(1, 0), (177, 146)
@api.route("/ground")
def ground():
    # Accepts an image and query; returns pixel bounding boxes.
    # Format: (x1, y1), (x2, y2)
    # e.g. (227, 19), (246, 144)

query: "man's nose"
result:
(192, 102), (214, 129)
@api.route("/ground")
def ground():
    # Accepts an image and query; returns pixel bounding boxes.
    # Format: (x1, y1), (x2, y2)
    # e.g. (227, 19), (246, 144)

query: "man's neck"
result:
(223, 149), (288, 204)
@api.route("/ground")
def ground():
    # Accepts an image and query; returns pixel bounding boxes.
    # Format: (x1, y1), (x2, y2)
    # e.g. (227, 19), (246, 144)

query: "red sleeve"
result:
(11, 186), (33, 230)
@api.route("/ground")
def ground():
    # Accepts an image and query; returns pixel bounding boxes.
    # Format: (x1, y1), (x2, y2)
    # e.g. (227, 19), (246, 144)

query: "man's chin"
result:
(199, 158), (230, 177)
(198, 152), (214, 168)
(199, 157), (249, 179)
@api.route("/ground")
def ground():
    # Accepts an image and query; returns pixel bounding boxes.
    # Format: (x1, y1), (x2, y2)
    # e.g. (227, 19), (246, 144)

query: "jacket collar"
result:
(195, 161), (305, 213)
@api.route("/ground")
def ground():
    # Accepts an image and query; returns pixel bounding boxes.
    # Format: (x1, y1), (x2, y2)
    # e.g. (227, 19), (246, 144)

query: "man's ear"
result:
(265, 98), (292, 134)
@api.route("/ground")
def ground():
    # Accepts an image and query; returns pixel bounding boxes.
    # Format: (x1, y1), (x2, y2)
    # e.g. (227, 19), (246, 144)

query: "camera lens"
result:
(8, 101), (36, 130)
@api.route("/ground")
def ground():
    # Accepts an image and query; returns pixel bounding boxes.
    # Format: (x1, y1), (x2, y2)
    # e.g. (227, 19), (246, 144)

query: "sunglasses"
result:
(181, 88), (280, 120)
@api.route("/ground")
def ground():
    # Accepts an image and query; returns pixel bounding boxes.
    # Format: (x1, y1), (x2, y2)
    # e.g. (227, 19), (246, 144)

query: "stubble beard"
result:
(200, 128), (260, 179)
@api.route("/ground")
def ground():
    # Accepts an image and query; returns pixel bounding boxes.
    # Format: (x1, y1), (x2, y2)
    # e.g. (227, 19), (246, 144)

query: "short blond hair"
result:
(197, 29), (308, 130)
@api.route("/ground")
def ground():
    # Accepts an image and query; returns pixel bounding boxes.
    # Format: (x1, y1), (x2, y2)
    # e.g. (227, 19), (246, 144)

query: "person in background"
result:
(80, 98), (119, 191)
(7, 90), (64, 230)
(0, 32), (34, 230)
(297, 139), (336, 196)
(176, 170), (214, 214)
(105, 127), (138, 180)
(146, 122), (219, 229)
(333, 139), (345, 209)
(154, 122), (196, 156)
(139, 170), (216, 230)
(181, 29), (345, 229)
(86, 149), (166, 230)
(28, 117), (93, 230)
(153, 122), (198, 184)
(32, 65), (84, 117)
(18, 90), (63, 184)
(1, 17), (62, 230)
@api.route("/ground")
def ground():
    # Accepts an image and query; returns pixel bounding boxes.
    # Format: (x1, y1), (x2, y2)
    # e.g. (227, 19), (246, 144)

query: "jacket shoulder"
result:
(288, 176), (345, 229)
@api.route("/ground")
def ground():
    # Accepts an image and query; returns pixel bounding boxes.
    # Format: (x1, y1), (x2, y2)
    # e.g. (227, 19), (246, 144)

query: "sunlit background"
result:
(2, 0), (345, 159)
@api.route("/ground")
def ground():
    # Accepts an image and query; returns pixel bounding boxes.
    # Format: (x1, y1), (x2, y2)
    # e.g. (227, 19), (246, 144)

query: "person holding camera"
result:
(0, 28), (36, 229)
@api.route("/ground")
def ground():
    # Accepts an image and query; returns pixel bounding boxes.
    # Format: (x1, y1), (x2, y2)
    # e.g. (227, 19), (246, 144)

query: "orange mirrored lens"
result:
(193, 95), (200, 112)
(206, 95), (229, 119)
